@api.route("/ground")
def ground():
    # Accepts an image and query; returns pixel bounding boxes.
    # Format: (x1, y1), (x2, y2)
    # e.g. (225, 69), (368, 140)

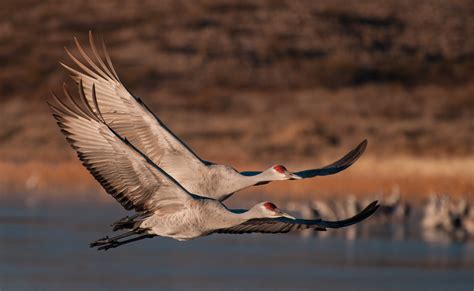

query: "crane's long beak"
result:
(276, 208), (296, 220)
(287, 172), (303, 180)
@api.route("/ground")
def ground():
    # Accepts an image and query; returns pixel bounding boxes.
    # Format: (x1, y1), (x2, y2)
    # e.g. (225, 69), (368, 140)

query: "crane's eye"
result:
(273, 165), (286, 173)
(263, 202), (277, 211)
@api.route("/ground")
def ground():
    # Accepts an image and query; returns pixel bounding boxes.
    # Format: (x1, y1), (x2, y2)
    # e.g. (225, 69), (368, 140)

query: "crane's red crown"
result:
(273, 165), (287, 173)
(263, 202), (277, 211)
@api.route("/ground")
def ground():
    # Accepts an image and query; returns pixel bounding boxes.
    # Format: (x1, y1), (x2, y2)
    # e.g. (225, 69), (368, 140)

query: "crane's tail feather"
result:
(110, 212), (152, 231)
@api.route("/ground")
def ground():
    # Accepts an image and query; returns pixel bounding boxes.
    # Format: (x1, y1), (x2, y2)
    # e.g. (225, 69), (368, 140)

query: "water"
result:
(1, 201), (473, 291)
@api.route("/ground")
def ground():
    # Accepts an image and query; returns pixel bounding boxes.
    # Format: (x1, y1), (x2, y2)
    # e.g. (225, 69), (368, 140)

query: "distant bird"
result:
(422, 195), (443, 230)
(60, 32), (367, 207)
(377, 191), (411, 223)
(421, 195), (470, 242)
(464, 205), (474, 237)
(48, 83), (379, 250)
(422, 195), (456, 231)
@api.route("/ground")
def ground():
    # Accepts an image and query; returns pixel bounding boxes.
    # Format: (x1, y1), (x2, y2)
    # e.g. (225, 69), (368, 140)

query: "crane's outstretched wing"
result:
(215, 201), (379, 234)
(61, 32), (209, 182)
(240, 140), (367, 179)
(48, 82), (194, 212)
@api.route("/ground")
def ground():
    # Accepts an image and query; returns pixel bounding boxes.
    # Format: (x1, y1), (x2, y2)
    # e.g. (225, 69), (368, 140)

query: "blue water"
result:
(1, 201), (473, 290)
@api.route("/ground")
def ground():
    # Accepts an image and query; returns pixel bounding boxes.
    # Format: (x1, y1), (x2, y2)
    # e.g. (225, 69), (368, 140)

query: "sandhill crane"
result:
(465, 205), (474, 237)
(48, 83), (379, 250)
(60, 32), (367, 207)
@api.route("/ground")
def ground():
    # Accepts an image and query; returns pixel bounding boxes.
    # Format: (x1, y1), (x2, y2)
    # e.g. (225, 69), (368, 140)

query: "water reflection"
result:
(1, 199), (473, 290)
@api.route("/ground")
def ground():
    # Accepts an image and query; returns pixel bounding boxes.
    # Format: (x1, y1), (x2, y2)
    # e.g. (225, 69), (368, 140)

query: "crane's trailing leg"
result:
(90, 228), (145, 248)
(97, 234), (156, 251)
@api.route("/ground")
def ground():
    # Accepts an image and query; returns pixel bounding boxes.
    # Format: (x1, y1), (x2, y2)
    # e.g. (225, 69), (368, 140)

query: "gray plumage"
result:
(48, 83), (379, 250)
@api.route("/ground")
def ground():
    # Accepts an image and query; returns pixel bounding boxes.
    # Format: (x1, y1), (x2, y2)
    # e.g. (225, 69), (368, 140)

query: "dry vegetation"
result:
(0, 0), (472, 203)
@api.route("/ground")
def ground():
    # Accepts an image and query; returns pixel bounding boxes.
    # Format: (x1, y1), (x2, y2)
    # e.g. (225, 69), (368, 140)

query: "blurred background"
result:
(0, 1), (473, 290)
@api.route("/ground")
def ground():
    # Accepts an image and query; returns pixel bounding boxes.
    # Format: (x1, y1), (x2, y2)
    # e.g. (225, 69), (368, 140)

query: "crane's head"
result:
(257, 202), (296, 219)
(268, 165), (302, 181)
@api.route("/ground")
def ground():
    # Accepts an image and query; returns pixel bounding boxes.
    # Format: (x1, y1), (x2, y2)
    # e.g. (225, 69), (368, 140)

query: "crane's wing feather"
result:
(240, 140), (367, 178)
(61, 32), (208, 180)
(294, 140), (367, 178)
(215, 201), (378, 234)
(48, 82), (194, 212)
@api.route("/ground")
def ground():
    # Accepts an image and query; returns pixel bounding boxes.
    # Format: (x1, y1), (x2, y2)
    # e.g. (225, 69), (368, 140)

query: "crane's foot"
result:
(90, 229), (138, 248)
(90, 236), (110, 247)
(92, 233), (155, 251)
(97, 241), (120, 251)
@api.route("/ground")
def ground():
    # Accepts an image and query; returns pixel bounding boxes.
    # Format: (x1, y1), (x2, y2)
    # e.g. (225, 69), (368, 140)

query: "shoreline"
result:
(1, 155), (472, 205)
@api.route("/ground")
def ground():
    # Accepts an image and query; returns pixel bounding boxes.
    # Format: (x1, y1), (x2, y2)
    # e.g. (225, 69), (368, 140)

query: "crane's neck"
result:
(210, 168), (275, 201)
(214, 204), (265, 229)
(238, 171), (274, 187)
(226, 172), (273, 195)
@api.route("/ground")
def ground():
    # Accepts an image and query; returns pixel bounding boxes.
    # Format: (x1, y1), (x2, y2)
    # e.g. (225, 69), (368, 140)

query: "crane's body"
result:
(139, 200), (266, 241)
